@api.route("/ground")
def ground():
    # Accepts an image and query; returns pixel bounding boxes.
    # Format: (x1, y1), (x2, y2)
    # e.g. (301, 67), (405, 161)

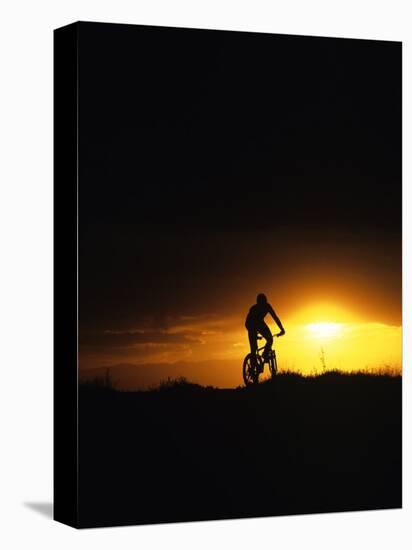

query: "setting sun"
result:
(306, 322), (343, 339)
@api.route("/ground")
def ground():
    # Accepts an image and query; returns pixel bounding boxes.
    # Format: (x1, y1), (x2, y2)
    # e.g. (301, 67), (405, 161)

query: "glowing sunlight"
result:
(306, 322), (343, 339)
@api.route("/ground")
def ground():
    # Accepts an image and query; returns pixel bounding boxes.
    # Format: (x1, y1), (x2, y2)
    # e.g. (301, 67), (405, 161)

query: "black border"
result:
(53, 22), (79, 528)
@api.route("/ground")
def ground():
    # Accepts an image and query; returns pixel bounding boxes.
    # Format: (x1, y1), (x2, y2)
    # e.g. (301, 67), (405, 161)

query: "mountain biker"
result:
(245, 293), (285, 369)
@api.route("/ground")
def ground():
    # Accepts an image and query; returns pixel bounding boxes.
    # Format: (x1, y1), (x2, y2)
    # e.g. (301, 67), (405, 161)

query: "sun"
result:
(306, 322), (343, 339)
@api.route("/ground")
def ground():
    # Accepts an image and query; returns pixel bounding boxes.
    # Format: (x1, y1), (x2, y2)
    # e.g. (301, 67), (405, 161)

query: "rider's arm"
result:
(268, 304), (285, 336)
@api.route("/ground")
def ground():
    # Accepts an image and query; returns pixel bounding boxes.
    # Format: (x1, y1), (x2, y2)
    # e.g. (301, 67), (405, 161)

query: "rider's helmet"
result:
(256, 293), (267, 305)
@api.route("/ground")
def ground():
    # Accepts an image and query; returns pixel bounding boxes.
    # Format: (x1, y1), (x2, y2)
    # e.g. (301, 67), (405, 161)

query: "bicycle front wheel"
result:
(243, 353), (263, 386)
(268, 351), (278, 379)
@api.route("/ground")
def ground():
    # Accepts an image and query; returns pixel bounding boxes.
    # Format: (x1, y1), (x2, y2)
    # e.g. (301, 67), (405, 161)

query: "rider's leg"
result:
(248, 329), (258, 366)
(260, 323), (273, 360)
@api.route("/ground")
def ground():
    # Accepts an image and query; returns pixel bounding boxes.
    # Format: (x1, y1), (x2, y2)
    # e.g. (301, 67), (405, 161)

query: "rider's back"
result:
(245, 302), (271, 329)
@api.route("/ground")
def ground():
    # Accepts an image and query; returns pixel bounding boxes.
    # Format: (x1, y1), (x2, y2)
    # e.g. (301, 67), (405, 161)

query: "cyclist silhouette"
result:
(245, 293), (285, 369)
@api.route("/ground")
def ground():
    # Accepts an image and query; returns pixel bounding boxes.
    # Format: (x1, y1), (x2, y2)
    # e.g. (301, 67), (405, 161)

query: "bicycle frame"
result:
(256, 333), (277, 353)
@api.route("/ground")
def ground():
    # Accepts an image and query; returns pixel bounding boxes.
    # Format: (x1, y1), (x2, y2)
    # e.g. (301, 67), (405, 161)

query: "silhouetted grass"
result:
(79, 367), (401, 394)
(152, 376), (217, 393)
(79, 368), (117, 393)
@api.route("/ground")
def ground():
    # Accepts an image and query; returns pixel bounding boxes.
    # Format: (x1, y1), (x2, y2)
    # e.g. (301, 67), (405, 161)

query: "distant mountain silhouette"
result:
(79, 358), (242, 390)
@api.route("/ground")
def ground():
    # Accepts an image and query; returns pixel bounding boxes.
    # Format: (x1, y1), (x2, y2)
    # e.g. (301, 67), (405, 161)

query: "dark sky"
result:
(77, 22), (401, 369)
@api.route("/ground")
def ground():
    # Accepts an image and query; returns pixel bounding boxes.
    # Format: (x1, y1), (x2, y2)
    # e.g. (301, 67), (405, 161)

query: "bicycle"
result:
(242, 333), (281, 386)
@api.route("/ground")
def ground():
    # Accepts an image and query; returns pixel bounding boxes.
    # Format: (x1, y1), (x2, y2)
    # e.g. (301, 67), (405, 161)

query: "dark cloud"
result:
(80, 328), (205, 349)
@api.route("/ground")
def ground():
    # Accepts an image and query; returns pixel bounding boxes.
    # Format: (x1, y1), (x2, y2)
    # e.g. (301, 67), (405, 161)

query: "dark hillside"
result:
(78, 372), (401, 527)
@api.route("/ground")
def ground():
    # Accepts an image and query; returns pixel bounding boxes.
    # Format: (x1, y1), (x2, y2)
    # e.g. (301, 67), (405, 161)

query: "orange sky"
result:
(80, 290), (402, 389)
(79, 229), (402, 389)
(77, 30), (401, 391)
